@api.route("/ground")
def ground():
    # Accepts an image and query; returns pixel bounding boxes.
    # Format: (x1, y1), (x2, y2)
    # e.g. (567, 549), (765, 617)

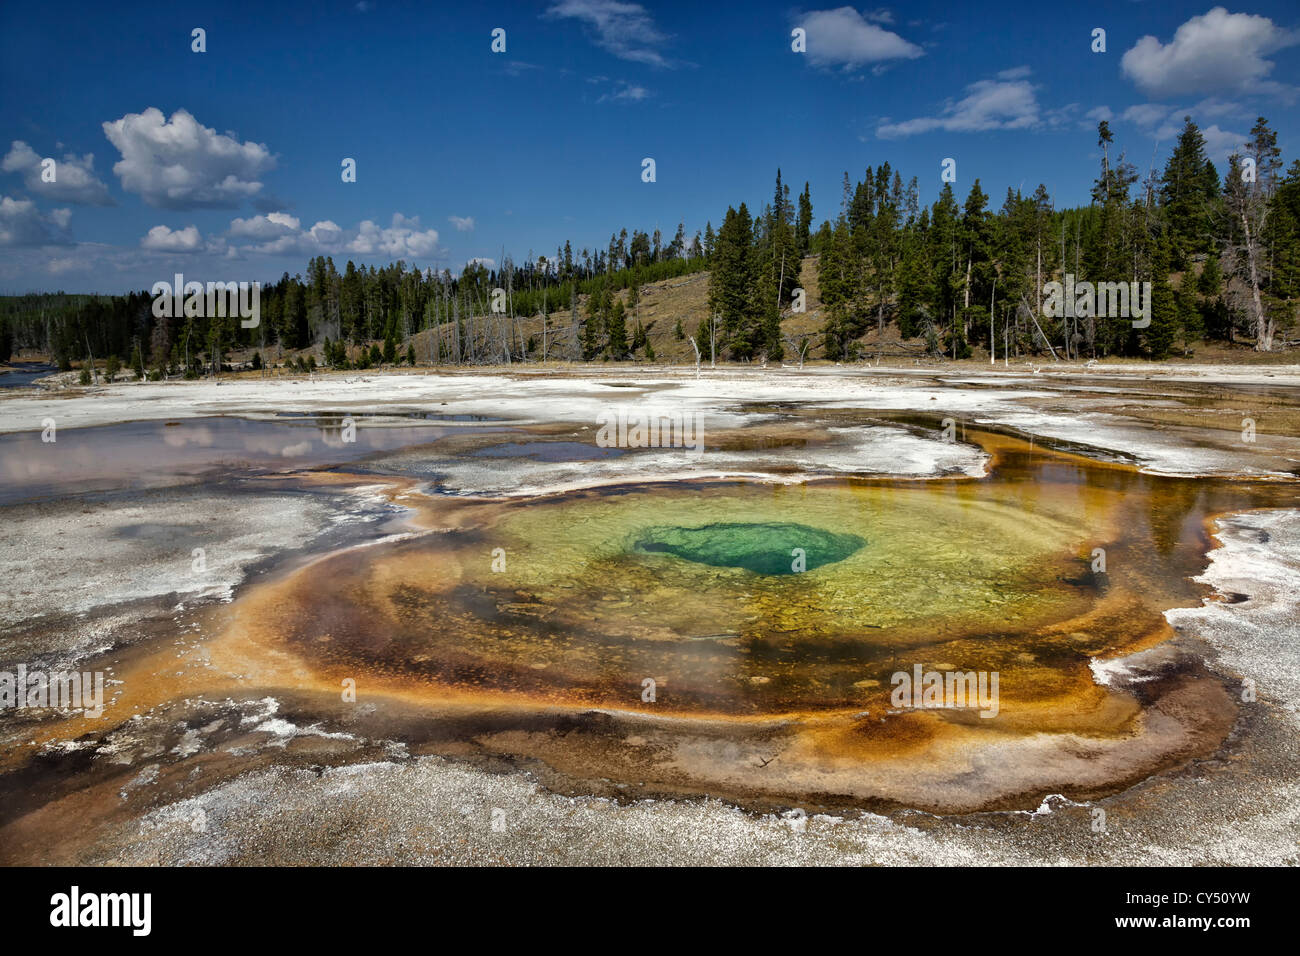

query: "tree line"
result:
(2, 115), (1296, 373)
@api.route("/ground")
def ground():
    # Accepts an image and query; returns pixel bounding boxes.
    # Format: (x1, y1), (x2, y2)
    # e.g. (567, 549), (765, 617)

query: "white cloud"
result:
(1114, 103), (1248, 164)
(227, 212), (440, 261)
(46, 257), (87, 275)
(348, 213), (440, 258)
(140, 224), (202, 252)
(877, 71), (1039, 138)
(1121, 7), (1299, 99)
(229, 211), (302, 239)
(996, 65), (1032, 81)
(0, 195), (73, 246)
(102, 108), (276, 209)
(1193, 97), (1245, 118)
(546, 0), (670, 67)
(597, 81), (651, 103)
(1121, 103), (1173, 131)
(502, 61), (542, 77)
(1200, 124), (1249, 162)
(245, 219), (344, 256)
(2, 141), (114, 205)
(797, 7), (923, 70)
(448, 215), (475, 232)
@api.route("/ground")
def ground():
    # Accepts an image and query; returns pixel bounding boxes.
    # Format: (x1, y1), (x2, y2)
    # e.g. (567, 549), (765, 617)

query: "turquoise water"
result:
(632, 521), (866, 575)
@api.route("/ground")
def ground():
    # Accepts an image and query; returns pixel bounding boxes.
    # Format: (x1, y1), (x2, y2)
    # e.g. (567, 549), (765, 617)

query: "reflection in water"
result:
(0, 363), (58, 389)
(0, 415), (480, 504)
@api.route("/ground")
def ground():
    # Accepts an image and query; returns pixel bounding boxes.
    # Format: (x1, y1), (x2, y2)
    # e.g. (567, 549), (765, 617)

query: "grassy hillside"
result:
(403, 256), (835, 366)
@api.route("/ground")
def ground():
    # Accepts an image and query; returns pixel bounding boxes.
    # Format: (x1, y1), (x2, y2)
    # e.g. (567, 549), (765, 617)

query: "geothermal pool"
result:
(239, 432), (1288, 720)
(9, 414), (1287, 816)
(1, 377), (1298, 861)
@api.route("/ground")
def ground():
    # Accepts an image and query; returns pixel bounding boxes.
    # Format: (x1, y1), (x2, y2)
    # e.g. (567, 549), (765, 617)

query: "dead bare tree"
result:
(1019, 293), (1060, 361)
(1223, 152), (1276, 351)
(782, 331), (813, 369)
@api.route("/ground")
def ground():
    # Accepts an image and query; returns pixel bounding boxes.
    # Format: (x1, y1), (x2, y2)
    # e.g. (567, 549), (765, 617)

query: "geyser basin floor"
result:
(0, 414), (492, 504)
(2, 368), (1298, 862)
(14, 429), (1292, 821)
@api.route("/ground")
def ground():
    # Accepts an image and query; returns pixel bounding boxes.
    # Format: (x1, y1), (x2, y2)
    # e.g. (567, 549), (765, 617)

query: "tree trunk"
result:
(1241, 210), (1273, 351)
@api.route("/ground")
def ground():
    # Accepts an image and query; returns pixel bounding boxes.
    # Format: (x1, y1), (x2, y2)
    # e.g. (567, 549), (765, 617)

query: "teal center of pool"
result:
(632, 521), (866, 575)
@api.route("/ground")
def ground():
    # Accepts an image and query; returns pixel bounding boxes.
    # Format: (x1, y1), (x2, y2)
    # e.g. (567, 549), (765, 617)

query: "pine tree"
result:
(708, 203), (756, 356)
(1144, 237), (1178, 359)
(581, 285), (604, 360)
(796, 182), (813, 257)
(694, 315), (715, 364)
(1197, 255), (1223, 296)
(1160, 118), (1217, 266)
(627, 275), (639, 316)
(1175, 273), (1203, 352)
(606, 299), (628, 358)
(1269, 161), (1300, 343)
(818, 219), (856, 358)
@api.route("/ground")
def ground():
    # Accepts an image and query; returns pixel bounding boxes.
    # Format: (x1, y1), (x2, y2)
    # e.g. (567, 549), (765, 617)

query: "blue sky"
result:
(2, 0), (1298, 292)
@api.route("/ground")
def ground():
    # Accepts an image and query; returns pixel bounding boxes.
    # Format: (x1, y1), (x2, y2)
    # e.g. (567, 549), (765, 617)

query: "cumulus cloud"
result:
(546, 0), (670, 67)
(1121, 103), (1173, 131)
(0, 195), (72, 246)
(225, 212), (440, 261)
(448, 215), (475, 232)
(796, 7), (923, 70)
(1199, 124), (1250, 162)
(349, 213), (440, 258)
(1121, 7), (1299, 99)
(877, 71), (1039, 138)
(229, 211), (302, 239)
(1119, 103), (1248, 160)
(46, 257), (88, 276)
(140, 224), (203, 252)
(2, 141), (114, 205)
(102, 108), (275, 209)
(244, 219), (344, 256)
